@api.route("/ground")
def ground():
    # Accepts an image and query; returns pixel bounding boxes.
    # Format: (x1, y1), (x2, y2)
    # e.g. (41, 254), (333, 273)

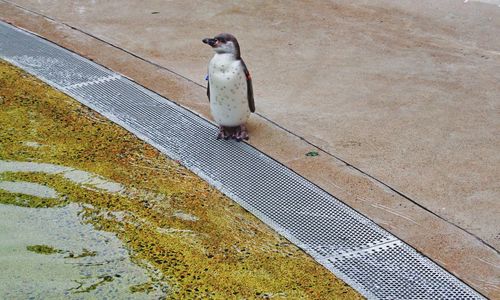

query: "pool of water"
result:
(0, 202), (167, 299)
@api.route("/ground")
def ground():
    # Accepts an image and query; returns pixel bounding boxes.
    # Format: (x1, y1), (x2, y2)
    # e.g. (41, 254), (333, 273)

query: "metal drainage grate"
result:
(0, 21), (485, 300)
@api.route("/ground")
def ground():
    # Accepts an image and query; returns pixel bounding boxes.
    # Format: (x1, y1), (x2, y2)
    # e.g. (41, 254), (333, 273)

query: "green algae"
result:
(27, 245), (97, 258)
(1, 202), (167, 299)
(0, 190), (61, 208)
(26, 244), (63, 255)
(72, 275), (115, 294)
(130, 282), (156, 294)
(0, 59), (363, 299)
(0, 172), (70, 208)
(65, 248), (97, 259)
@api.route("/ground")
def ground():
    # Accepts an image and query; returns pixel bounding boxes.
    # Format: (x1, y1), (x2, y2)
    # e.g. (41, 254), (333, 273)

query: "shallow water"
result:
(0, 180), (58, 198)
(0, 159), (166, 298)
(0, 202), (167, 299)
(0, 160), (124, 193)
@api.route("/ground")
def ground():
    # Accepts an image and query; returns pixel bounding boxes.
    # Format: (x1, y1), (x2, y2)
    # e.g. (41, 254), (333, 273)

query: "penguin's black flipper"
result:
(241, 59), (255, 113)
(207, 78), (210, 102)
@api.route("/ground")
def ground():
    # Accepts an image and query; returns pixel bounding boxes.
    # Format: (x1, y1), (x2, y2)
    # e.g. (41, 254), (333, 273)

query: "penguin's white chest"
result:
(208, 54), (250, 127)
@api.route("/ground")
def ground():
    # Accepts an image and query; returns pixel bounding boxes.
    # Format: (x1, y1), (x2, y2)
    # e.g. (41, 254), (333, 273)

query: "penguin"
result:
(202, 33), (255, 141)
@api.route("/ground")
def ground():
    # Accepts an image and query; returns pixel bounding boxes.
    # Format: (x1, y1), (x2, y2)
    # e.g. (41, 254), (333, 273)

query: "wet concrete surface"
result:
(0, 0), (499, 297)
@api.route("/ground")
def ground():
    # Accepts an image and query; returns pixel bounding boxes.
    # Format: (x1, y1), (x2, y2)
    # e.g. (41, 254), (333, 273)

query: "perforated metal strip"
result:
(0, 21), (485, 299)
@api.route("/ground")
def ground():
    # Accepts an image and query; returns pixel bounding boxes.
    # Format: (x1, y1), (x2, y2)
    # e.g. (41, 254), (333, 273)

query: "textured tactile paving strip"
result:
(0, 21), (485, 299)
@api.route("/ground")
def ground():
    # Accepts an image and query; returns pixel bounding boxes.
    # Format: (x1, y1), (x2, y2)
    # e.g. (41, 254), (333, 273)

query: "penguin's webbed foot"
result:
(217, 125), (249, 141)
(217, 126), (231, 140)
(233, 125), (249, 142)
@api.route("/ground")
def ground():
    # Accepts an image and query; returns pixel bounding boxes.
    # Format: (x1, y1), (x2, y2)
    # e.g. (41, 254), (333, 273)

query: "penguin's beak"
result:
(202, 38), (217, 47)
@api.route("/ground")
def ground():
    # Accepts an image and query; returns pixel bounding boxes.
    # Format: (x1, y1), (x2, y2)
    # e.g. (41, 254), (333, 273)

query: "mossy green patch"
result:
(65, 248), (97, 259)
(72, 275), (115, 294)
(0, 59), (363, 299)
(26, 244), (63, 255)
(130, 282), (156, 294)
(0, 190), (59, 208)
(26, 244), (96, 258)
(0, 172), (71, 208)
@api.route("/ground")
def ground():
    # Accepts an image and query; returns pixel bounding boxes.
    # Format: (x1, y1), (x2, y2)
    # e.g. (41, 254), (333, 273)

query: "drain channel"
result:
(0, 21), (485, 299)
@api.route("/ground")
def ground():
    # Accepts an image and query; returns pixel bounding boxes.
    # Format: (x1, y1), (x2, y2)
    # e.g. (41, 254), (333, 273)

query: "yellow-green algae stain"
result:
(26, 244), (63, 255)
(26, 244), (96, 258)
(0, 59), (363, 299)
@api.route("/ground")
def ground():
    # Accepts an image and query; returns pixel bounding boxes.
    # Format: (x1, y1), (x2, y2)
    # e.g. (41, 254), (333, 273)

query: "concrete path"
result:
(1, 0), (498, 297)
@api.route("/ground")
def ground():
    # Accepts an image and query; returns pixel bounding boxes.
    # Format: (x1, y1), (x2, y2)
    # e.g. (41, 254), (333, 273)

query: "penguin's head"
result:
(203, 33), (241, 58)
